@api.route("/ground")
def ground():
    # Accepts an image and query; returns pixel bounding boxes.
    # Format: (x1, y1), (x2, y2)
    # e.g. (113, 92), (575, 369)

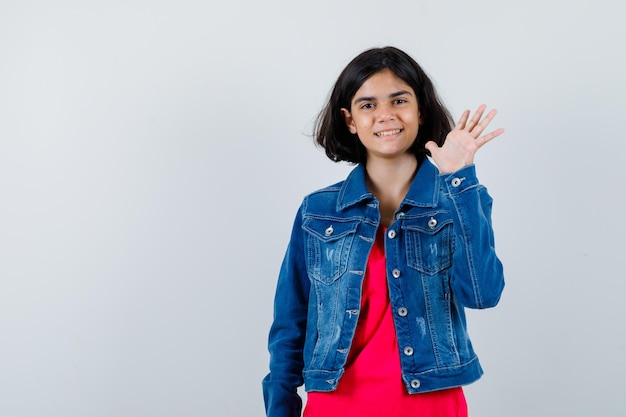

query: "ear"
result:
(340, 108), (357, 134)
(418, 111), (424, 125)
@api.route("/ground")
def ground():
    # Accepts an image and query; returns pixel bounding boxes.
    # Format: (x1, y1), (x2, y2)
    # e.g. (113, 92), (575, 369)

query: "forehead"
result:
(353, 69), (414, 100)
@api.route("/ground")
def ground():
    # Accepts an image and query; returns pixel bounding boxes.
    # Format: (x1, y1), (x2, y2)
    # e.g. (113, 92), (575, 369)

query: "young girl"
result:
(262, 46), (505, 417)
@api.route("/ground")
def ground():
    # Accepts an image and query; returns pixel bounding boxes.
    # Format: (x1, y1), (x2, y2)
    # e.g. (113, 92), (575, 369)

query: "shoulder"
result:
(298, 164), (370, 217)
(301, 179), (346, 214)
(306, 179), (345, 198)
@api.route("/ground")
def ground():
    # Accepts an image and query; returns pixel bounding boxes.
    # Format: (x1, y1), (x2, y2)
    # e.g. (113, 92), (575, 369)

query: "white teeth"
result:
(376, 129), (401, 137)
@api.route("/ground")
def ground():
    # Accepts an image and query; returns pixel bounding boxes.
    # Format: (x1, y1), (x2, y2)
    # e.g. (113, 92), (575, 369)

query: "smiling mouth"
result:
(375, 129), (402, 137)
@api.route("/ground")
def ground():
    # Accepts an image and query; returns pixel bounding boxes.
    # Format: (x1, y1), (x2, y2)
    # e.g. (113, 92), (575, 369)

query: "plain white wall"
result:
(1, 0), (624, 416)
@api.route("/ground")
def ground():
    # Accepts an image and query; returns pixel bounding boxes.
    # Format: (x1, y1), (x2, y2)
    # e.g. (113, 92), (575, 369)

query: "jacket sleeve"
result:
(443, 165), (505, 309)
(262, 204), (310, 417)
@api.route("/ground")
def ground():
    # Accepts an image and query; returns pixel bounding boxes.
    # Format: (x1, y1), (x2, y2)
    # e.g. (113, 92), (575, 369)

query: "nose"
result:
(376, 103), (395, 122)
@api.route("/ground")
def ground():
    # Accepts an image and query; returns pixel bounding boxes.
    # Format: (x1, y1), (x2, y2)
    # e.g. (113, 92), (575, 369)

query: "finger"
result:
(476, 127), (505, 147)
(465, 104), (487, 132)
(471, 108), (498, 138)
(424, 140), (439, 155)
(454, 110), (470, 130)
(424, 140), (441, 158)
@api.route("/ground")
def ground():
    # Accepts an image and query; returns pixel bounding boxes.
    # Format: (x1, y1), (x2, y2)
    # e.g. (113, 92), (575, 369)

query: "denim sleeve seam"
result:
(449, 190), (484, 308)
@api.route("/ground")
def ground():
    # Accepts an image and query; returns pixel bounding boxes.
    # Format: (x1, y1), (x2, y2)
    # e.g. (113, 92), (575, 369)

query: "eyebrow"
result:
(353, 90), (413, 104)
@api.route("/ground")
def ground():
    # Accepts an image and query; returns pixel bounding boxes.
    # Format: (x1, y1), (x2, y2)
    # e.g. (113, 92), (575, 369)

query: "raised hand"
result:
(425, 104), (504, 174)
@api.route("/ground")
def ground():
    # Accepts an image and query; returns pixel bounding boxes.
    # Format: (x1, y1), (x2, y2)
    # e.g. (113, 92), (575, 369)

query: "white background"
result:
(1, 0), (624, 416)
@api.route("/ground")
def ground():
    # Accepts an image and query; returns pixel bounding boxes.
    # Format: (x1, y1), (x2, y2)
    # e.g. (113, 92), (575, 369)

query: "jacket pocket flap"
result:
(303, 218), (359, 242)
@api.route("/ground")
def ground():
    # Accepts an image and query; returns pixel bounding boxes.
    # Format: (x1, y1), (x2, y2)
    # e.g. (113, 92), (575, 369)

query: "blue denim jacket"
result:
(263, 159), (504, 417)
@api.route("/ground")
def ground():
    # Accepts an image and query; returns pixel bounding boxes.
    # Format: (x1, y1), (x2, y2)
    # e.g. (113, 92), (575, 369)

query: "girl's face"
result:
(341, 69), (421, 162)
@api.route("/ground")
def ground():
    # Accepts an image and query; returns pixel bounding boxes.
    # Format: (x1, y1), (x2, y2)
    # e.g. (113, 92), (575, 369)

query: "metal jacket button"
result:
(403, 346), (414, 356)
(411, 379), (421, 389)
(398, 307), (408, 317)
(428, 218), (437, 229)
(387, 229), (397, 239)
(451, 178), (462, 187)
(325, 225), (334, 236)
(392, 269), (401, 279)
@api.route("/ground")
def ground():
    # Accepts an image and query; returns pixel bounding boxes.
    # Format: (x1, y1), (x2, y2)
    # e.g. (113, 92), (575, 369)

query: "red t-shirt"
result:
(304, 228), (467, 417)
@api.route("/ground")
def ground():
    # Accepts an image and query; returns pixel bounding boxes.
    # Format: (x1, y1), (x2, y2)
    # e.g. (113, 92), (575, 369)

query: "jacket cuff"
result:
(440, 165), (479, 195)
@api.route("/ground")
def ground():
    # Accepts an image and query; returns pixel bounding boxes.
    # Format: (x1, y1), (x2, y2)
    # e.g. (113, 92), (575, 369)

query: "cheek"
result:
(361, 116), (377, 128)
(411, 113), (422, 128)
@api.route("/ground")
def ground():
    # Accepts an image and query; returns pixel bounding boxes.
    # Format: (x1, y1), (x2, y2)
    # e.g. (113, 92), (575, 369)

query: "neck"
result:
(365, 154), (419, 227)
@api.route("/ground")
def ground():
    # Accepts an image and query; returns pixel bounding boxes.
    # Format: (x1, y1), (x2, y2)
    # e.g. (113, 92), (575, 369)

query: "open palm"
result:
(425, 104), (504, 174)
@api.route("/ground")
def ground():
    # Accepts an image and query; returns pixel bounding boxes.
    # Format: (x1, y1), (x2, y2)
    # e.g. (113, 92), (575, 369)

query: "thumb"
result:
(424, 141), (439, 155)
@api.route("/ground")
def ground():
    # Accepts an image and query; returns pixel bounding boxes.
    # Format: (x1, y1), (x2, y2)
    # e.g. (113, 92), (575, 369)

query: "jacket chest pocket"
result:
(303, 218), (359, 284)
(402, 213), (454, 275)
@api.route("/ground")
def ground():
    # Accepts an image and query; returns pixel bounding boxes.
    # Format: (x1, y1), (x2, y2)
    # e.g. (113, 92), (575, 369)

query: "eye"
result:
(360, 103), (374, 110)
(393, 98), (407, 105)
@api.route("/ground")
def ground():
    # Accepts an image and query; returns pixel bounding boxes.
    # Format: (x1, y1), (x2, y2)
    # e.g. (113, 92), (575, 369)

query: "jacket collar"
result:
(337, 158), (440, 211)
